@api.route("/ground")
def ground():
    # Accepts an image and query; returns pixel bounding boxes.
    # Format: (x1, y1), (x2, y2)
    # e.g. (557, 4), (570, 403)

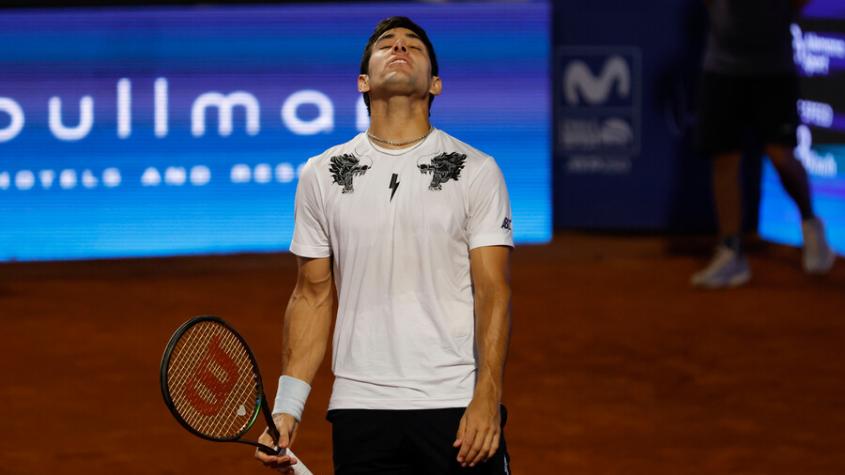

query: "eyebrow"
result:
(376, 31), (422, 43)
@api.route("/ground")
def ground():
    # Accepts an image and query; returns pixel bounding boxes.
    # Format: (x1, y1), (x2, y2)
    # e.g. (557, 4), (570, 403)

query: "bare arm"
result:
(256, 255), (333, 470)
(470, 245), (512, 401)
(282, 256), (334, 382)
(455, 245), (512, 468)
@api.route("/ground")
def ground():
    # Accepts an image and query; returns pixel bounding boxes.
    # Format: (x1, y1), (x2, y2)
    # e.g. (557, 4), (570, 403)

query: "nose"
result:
(392, 40), (407, 53)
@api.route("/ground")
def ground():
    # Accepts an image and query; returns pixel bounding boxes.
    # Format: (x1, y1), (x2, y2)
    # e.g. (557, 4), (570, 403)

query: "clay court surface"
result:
(1, 233), (844, 474)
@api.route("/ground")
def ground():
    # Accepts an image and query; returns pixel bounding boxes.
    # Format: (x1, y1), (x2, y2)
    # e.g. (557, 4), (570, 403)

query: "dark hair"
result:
(359, 16), (439, 116)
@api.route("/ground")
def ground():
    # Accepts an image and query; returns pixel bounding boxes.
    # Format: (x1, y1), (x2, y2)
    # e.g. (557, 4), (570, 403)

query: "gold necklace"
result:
(367, 127), (433, 147)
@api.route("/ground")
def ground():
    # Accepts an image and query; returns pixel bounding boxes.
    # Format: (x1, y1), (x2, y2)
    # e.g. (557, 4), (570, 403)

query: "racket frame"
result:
(160, 315), (282, 455)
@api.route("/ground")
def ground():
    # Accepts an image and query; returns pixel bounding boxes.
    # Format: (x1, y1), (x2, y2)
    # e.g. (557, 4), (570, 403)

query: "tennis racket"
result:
(160, 315), (312, 474)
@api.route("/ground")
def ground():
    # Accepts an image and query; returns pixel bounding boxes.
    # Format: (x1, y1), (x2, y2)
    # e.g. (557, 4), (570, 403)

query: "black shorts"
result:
(695, 72), (800, 156)
(327, 406), (510, 474)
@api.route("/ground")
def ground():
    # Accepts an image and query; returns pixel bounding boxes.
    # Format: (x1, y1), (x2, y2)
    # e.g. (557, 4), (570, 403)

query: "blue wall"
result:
(553, 0), (715, 231)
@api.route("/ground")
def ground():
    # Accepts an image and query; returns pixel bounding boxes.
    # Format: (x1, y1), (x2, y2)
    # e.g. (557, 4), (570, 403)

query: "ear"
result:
(358, 74), (370, 93)
(429, 76), (442, 97)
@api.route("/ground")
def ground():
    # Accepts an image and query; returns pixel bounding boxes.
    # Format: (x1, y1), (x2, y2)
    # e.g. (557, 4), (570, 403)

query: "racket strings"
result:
(166, 321), (259, 439)
(172, 324), (256, 437)
(173, 324), (226, 424)
(170, 324), (220, 411)
(170, 324), (221, 427)
(204, 331), (258, 437)
(170, 324), (213, 403)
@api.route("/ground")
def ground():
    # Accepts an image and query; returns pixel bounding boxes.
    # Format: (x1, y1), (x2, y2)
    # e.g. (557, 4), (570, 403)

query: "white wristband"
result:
(272, 375), (311, 421)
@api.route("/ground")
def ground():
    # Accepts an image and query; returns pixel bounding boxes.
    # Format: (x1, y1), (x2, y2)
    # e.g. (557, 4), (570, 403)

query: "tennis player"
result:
(255, 16), (513, 474)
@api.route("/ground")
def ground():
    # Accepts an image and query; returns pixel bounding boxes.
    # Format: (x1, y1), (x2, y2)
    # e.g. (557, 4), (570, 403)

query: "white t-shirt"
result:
(290, 128), (513, 410)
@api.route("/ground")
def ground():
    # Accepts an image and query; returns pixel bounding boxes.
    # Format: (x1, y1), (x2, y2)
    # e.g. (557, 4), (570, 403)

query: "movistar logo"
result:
(563, 55), (630, 105)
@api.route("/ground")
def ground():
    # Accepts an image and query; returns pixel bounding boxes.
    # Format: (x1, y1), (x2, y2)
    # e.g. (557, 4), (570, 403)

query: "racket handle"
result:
(287, 449), (313, 475)
(257, 446), (312, 475)
(256, 443), (285, 456)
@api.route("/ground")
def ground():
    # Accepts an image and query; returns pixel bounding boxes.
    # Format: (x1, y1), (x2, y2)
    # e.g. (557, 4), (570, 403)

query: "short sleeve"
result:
(466, 157), (514, 250)
(289, 158), (332, 258)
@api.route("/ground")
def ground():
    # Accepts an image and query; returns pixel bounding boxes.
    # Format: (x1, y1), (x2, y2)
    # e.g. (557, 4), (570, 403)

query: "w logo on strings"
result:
(184, 334), (239, 416)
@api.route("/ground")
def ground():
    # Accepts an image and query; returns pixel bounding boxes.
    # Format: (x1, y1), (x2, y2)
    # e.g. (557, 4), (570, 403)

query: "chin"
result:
(379, 77), (419, 93)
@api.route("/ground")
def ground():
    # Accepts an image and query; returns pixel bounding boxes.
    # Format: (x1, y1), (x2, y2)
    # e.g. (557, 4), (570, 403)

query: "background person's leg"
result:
(712, 151), (743, 242)
(765, 144), (836, 273)
(691, 150), (752, 288)
(753, 69), (836, 274)
(691, 72), (752, 288)
(765, 144), (814, 221)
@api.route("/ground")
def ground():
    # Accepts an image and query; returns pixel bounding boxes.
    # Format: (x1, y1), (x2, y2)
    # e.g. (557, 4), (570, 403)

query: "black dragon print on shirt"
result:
(417, 152), (467, 191)
(329, 154), (371, 193)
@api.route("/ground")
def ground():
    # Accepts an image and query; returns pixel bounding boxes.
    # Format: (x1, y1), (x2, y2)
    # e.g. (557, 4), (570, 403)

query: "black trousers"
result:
(327, 406), (510, 474)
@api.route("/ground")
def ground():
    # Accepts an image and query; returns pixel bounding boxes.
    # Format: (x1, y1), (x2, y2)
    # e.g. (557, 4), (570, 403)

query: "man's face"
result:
(359, 27), (441, 102)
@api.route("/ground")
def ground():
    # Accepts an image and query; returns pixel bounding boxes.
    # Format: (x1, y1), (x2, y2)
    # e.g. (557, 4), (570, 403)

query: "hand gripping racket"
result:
(160, 315), (312, 474)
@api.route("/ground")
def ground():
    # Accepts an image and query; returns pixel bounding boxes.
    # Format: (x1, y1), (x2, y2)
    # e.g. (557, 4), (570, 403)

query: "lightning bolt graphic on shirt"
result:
(389, 173), (400, 201)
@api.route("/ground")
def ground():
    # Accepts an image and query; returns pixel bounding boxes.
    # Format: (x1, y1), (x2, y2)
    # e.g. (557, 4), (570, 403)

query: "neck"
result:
(367, 96), (431, 149)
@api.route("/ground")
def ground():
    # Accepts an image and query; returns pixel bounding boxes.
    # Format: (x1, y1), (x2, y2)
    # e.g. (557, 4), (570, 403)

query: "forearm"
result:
(473, 282), (511, 401)
(281, 267), (333, 384)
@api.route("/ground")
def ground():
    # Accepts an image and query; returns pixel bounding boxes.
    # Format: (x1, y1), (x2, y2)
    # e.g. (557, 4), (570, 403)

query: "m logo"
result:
(557, 47), (641, 171)
(191, 91), (260, 137)
(563, 55), (630, 105)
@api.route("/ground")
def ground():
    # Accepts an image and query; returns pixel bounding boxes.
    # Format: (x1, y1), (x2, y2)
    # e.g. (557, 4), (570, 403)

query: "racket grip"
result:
(256, 443), (285, 456)
(287, 449), (313, 475)
(257, 446), (312, 475)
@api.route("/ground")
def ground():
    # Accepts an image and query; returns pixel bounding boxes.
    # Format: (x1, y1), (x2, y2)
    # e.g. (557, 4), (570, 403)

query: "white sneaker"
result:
(802, 217), (835, 274)
(691, 245), (751, 289)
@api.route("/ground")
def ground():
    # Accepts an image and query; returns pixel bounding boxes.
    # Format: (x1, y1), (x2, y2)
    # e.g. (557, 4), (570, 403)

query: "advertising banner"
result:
(0, 3), (551, 261)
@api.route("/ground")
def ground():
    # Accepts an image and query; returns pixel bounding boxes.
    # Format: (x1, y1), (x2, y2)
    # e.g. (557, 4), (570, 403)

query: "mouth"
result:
(388, 58), (410, 67)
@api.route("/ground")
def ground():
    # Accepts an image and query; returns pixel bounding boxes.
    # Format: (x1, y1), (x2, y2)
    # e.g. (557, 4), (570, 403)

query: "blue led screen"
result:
(759, 6), (845, 255)
(0, 3), (551, 261)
